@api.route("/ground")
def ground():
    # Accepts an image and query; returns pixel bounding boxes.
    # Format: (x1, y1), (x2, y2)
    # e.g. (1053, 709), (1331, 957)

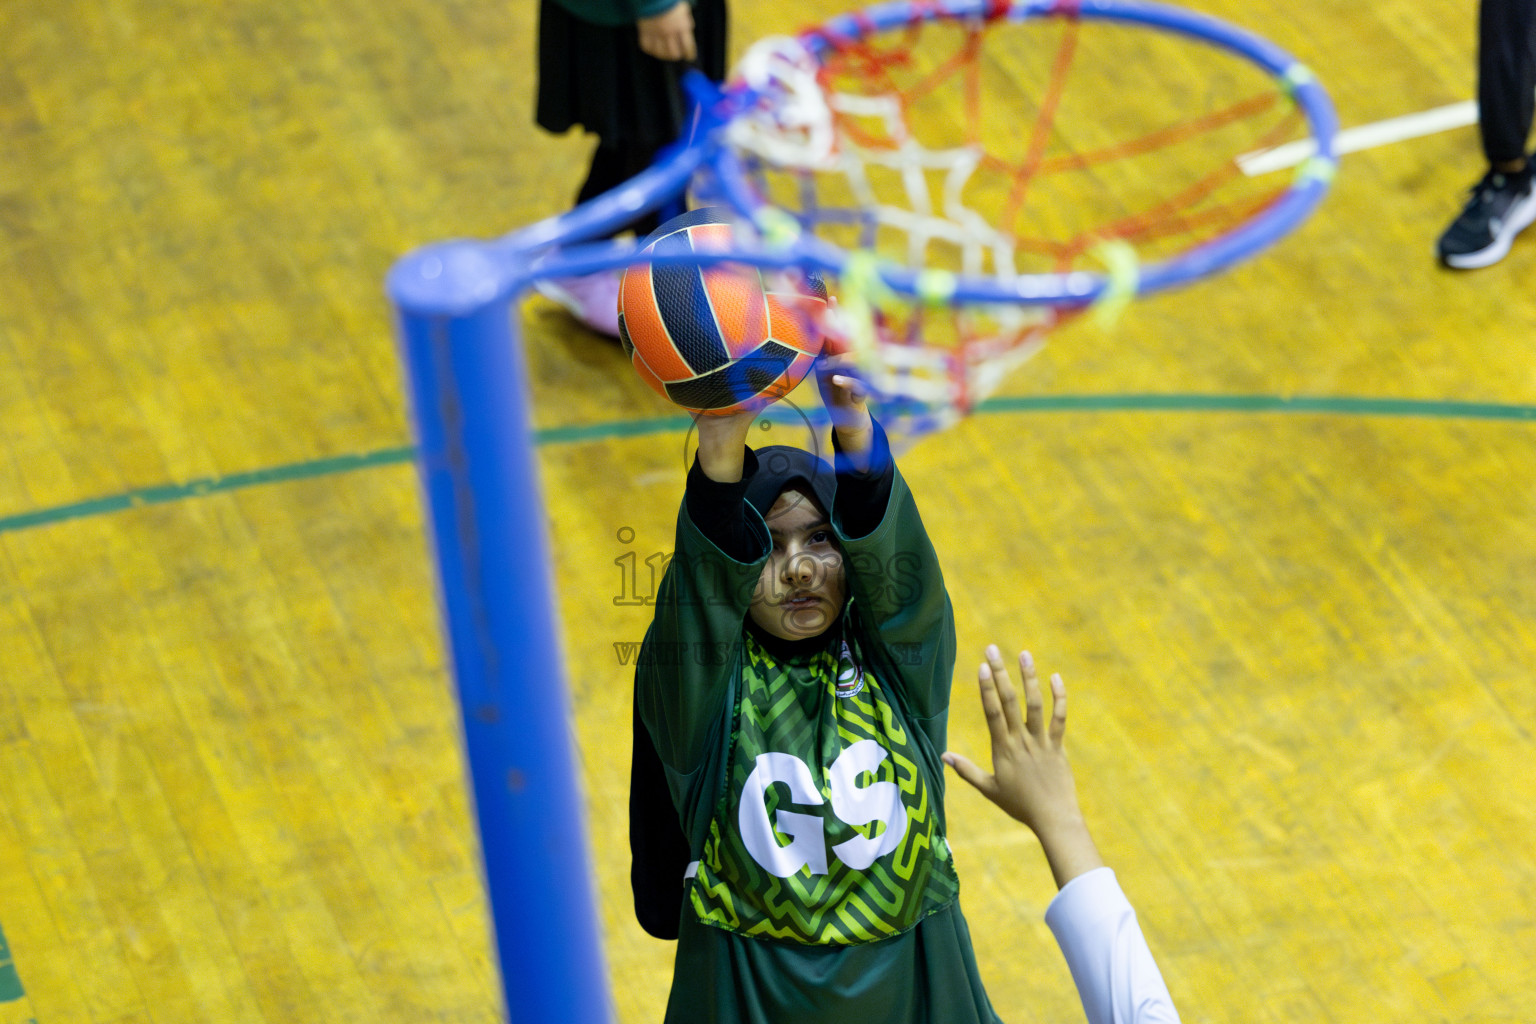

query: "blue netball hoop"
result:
(386, 1), (1336, 1019)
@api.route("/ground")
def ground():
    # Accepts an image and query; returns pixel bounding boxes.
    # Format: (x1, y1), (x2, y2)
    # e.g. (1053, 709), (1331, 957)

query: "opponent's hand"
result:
(943, 646), (1104, 888)
(694, 406), (760, 483)
(638, 1), (697, 63)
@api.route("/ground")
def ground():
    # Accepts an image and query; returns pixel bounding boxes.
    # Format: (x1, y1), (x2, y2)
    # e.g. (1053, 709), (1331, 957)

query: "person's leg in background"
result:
(1438, 0), (1536, 269)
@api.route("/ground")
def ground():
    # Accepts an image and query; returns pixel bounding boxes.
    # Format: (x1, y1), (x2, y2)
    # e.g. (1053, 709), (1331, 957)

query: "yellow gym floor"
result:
(1, 1), (1533, 1021)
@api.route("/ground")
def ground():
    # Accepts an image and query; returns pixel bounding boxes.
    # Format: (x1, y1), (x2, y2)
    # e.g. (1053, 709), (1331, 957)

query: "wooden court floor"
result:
(2, 0), (1534, 1021)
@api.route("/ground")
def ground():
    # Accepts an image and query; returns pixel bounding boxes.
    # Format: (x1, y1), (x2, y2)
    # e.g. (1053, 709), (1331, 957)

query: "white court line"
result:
(1238, 100), (1478, 176)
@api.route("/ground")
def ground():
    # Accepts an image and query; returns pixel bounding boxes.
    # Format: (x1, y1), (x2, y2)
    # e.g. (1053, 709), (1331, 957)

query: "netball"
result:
(617, 208), (828, 415)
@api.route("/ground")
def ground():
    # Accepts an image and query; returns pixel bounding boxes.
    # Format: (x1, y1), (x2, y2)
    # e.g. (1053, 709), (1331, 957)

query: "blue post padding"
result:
(391, 242), (612, 1024)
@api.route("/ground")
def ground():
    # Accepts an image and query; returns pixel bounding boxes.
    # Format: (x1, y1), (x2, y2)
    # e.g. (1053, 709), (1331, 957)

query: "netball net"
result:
(703, 0), (1336, 433)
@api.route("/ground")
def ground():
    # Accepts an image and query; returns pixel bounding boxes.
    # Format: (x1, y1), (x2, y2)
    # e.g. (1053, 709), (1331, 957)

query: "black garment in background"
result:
(574, 146), (671, 239)
(536, 0), (728, 239)
(1478, 0), (1536, 165)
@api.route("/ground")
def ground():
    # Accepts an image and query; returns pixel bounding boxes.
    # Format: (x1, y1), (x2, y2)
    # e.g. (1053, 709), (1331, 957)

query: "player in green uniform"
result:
(632, 367), (1002, 1023)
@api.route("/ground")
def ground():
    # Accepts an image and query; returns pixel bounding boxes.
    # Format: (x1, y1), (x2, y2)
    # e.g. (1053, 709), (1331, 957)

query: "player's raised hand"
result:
(815, 356), (873, 467)
(694, 406), (760, 483)
(638, 1), (697, 63)
(944, 646), (1104, 888)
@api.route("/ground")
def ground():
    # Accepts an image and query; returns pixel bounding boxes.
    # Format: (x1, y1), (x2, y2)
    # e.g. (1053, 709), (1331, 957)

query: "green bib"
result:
(688, 626), (960, 945)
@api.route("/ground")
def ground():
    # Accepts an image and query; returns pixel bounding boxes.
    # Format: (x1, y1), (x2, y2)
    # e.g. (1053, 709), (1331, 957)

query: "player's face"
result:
(749, 488), (846, 641)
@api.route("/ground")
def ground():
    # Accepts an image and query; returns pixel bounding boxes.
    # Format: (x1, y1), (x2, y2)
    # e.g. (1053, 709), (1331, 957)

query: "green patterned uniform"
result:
(637, 463), (1001, 1024)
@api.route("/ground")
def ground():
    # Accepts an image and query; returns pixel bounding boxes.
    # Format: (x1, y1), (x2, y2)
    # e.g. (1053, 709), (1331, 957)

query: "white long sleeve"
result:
(1043, 867), (1181, 1024)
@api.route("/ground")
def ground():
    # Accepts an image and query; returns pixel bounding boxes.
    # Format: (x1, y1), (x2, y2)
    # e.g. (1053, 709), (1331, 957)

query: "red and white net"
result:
(719, 6), (1308, 431)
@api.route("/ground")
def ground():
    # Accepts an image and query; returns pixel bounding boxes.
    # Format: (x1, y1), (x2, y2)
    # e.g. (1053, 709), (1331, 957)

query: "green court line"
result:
(0, 447), (416, 534)
(534, 414), (694, 445)
(1, 394), (1533, 536)
(0, 921), (22, 1003)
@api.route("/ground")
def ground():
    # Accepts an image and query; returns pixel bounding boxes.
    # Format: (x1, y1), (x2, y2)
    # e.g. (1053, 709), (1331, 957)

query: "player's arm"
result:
(822, 370), (875, 474)
(820, 368), (955, 721)
(944, 647), (1181, 1024)
(637, 409), (767, 772)
(695, 405), (756, 485)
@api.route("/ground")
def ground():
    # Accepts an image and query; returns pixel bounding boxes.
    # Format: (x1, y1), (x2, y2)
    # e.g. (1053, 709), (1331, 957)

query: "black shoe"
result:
(1436, 167), (1536, 269)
